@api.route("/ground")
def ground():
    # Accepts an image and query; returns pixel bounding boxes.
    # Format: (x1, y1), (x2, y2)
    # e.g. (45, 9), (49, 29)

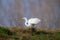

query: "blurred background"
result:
(0, 0), (60, 29)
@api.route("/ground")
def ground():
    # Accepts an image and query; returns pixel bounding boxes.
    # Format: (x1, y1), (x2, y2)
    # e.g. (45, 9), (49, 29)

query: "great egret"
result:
(22, 17), (41, 28)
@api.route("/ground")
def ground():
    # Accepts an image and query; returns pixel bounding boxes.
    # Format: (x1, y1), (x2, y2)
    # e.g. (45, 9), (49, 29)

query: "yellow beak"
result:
(17, 18), (24, 21)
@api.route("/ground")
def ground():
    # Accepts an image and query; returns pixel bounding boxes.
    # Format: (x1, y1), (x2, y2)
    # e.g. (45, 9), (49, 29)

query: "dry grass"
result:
(0, 26), (60, 40)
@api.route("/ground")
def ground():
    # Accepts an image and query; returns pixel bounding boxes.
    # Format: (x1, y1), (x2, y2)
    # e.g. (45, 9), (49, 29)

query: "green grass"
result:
(0, 26), (60, 40)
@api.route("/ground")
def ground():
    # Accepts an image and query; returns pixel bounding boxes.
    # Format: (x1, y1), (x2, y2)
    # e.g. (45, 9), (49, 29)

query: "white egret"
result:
(22, 17), (41, 28)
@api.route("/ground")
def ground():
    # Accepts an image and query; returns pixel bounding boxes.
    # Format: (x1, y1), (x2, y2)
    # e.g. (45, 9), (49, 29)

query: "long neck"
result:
(24, 18), (28, 23)
(24, 18), (29, 27)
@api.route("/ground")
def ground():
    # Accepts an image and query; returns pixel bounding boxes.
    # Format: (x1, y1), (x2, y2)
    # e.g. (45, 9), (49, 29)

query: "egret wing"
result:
(28, 18), (41, 24)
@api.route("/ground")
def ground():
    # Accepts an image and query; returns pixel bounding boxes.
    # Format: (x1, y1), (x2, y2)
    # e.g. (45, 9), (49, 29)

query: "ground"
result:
(0, 26), (60, 40)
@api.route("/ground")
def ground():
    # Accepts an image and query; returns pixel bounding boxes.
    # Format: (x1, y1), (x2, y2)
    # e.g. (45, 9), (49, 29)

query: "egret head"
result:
(18, 17), (26, 20)
(22, 17), (26, 19)
(18, 17), (27, 22)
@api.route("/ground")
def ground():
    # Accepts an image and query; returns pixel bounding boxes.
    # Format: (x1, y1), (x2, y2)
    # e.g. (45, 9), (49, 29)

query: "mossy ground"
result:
(0, 26), (60, 40)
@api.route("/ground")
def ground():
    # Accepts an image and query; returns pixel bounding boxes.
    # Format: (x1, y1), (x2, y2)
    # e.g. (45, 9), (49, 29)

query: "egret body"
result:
(22, 17), (41, 28)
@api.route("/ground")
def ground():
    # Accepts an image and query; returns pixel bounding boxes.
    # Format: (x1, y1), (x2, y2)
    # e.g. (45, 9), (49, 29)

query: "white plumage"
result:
(28, 18), (40, 24)
(22, 17), (41, 28)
